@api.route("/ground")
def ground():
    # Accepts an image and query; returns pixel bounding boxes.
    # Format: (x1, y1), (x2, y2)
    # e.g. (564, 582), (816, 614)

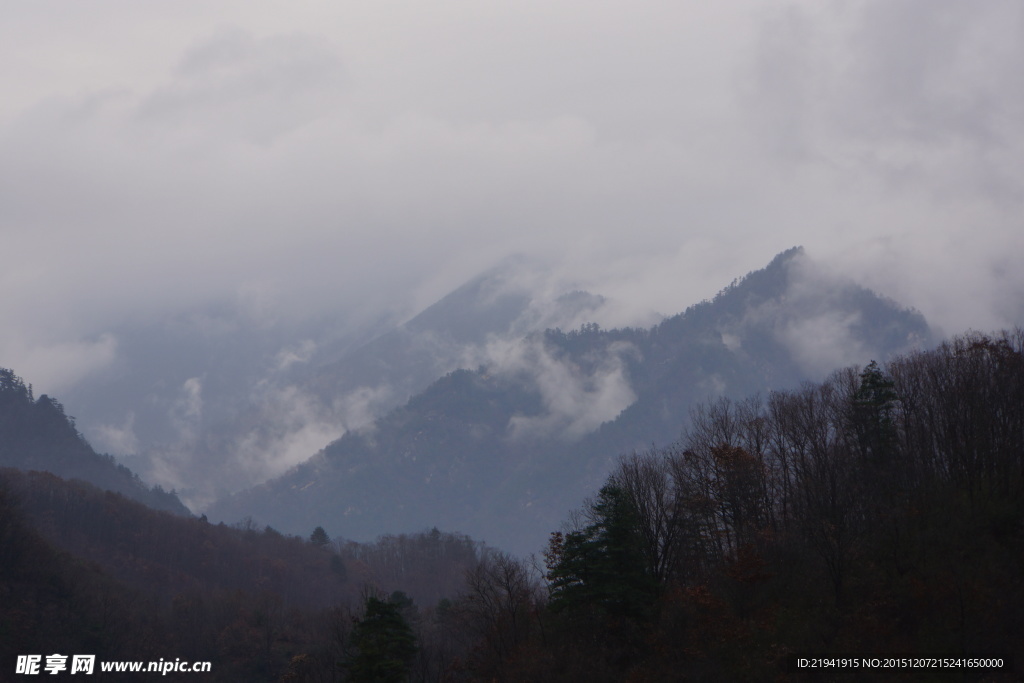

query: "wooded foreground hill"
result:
(1, 468), (500, 681)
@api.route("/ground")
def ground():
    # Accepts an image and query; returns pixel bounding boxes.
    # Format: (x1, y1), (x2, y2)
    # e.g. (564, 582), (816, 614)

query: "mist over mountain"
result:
(302, 254), (619, 424)
(61, 256), (635, 509)
(210, 248), (932, 555)
(0, 368), (188, 515)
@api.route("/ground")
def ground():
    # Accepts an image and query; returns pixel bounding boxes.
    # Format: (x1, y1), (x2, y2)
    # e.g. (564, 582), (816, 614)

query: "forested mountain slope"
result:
(212, 248), (932, 554)
(0, 368), (188, 514)
(0, 468), (495, 681)
(64, 256), (613, 510)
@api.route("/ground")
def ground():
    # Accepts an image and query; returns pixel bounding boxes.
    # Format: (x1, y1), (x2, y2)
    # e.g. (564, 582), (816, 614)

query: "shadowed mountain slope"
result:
(210, 248), (932, 555)
(65, 256), (613, 510)
(0, 368), (188, 515)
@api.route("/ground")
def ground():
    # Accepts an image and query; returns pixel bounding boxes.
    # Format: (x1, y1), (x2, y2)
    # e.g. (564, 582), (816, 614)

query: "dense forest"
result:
(475, 329), (1024, 680)
(3, 328), (1023, 680)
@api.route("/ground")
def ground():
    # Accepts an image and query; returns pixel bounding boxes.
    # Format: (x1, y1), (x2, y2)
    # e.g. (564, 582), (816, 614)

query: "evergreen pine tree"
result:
(546, 483), (659, 620)
(345, 596), (417, 683)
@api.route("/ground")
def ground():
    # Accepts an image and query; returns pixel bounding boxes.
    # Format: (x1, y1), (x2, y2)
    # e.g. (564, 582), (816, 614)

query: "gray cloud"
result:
(136, 27), (347, 145)
(1, 333), (118, 398)
(1, 0), (1021, 434)
(480, 336), (639, 442)
(736, 0), (1024, 336)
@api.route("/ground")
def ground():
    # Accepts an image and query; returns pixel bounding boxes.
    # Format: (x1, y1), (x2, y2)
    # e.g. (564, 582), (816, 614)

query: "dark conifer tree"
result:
(852, 360), (899, 465)
(309, 526), (331, 548)
(345, 596), (417, 683)
(546, 483), (659, 621)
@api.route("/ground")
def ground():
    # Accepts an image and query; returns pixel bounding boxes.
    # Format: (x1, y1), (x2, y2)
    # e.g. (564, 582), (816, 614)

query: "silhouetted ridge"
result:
(0, 367), (189, 514)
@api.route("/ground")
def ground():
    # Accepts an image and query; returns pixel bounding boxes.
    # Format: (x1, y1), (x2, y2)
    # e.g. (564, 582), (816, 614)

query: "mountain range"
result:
(63, 256), (624, 508)
(209, 247), (932, 554)
(1, 247), (933, 555)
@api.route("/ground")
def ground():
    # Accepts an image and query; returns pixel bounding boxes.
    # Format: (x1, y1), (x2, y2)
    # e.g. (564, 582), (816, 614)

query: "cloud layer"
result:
(2, 0), (1022, 401)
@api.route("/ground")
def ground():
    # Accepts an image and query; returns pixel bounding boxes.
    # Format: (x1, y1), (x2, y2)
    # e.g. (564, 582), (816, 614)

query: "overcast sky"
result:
(3, 0), (1023, 397)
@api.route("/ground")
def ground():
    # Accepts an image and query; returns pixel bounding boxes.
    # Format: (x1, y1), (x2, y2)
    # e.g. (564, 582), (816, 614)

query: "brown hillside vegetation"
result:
(0, 470), (494, 681)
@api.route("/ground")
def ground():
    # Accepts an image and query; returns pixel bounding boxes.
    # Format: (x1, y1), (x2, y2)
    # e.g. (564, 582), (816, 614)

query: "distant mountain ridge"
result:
(302, 255), (612, 420)
(0, 367), (189, 514)
(209, 248), (932, 555)
(63, 255), (619, 509)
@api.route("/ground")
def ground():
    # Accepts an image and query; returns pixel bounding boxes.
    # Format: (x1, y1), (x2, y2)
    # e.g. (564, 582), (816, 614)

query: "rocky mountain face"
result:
(210, 248), (932, 555)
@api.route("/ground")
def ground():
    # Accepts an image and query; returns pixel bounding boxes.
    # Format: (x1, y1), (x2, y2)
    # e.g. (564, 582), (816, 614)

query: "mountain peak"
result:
(767, 245), (805, 268)
(210, 249), (931, 555)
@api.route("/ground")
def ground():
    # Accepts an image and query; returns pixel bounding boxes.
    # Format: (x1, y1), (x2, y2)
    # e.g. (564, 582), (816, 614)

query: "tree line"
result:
(4, 329), (1023, 680)
(440, 329), (1024, 680)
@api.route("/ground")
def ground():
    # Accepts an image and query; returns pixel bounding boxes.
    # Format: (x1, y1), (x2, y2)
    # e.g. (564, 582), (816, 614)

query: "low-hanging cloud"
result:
(477, 335), (639, 442)
(0, 334), (117, 399)
(131, 377), (397, 510)
(716, 250), (930, 380)
(740, 0), (1024, 336)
